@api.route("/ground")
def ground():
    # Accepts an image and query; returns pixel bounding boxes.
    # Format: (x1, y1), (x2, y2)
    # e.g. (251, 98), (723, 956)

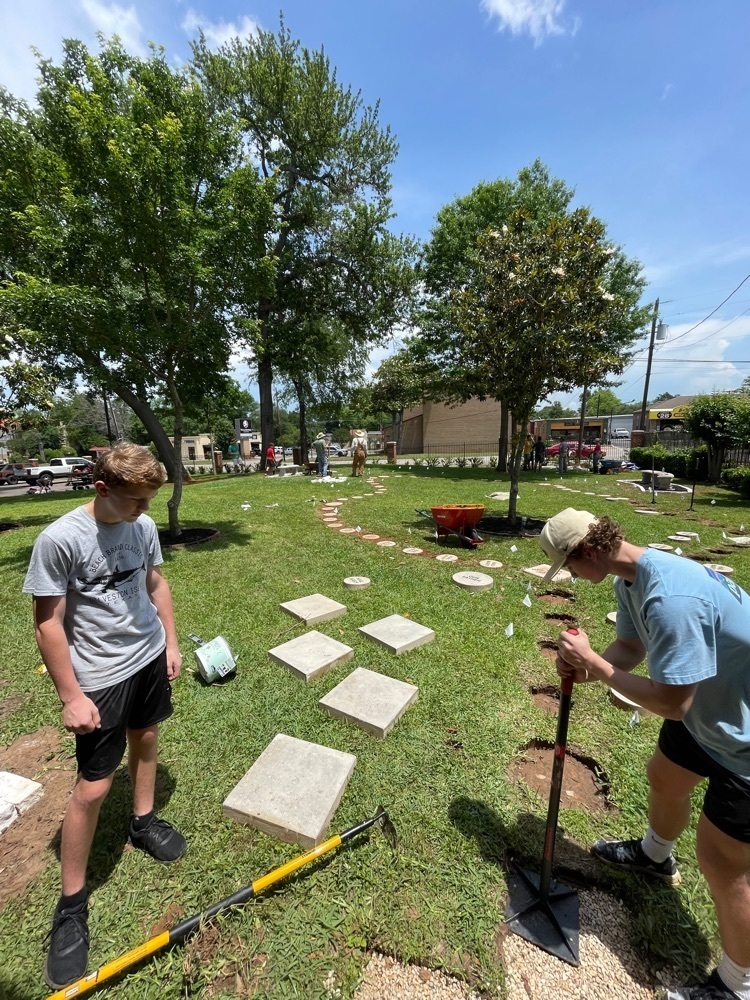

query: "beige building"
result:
(397, 398), (504, 452)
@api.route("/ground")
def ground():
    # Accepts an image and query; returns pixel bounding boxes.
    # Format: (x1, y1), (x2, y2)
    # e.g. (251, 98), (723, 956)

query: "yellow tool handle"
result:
(47, 932), (171, 999)
(252, 834), (342, 894)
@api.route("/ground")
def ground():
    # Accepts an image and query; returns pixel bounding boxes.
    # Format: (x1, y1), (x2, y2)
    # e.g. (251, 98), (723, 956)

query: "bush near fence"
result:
(720, 466), (750, 497)
(630, 445), (708, 481)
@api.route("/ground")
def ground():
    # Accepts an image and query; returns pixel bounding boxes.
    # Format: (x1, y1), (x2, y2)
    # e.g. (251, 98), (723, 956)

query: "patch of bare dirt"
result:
(0, 694), (30, 726)
(539, 591), (574, 606)
(544, 612), (578, 631)
(530, 685), (563, 715)
(0, 727), (76, 910)
(508, 740), (614, 814)
(537, 641), (559, 662)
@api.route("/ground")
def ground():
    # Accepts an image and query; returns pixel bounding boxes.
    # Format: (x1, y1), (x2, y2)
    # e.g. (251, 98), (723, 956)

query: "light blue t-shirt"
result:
(614, 549), (750, 778)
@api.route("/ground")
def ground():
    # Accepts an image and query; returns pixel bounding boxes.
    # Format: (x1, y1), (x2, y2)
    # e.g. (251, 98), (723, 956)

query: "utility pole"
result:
(639, 298), (660, 432)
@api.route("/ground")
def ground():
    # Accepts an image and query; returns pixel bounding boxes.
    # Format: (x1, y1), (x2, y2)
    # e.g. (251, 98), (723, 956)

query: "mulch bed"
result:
(477, 514), (546, 537)
(158, 527), (220, 549)
(0, 523), (21, 533)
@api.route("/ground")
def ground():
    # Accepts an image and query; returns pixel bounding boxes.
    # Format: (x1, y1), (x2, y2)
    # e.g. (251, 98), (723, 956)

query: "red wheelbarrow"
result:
(427, 504), (485, 549)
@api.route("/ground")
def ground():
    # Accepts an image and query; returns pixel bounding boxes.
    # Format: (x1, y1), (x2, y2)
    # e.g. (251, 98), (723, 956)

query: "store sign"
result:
(649, 405), (688, 421)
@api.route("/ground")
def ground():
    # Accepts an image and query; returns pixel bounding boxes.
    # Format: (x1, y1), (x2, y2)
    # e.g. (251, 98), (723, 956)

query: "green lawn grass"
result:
(1, 465), (748, 999)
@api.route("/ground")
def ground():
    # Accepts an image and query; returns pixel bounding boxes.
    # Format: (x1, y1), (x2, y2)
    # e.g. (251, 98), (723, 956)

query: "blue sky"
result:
(3, 0), (750, 410)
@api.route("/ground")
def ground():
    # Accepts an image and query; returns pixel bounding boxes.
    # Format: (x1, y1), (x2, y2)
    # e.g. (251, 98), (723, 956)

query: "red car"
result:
(545, 441), (606, 459)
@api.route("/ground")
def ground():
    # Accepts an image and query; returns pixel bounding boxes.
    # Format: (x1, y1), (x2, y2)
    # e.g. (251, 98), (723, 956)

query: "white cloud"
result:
(181, 8), (260, 48)
(81, 0), (146, 56)
(660, 82), (673, 101)
(480, 0), (578, 45)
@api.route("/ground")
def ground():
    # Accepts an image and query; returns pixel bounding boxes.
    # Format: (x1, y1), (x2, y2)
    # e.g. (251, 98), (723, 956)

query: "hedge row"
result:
(629, 445), (709, 481)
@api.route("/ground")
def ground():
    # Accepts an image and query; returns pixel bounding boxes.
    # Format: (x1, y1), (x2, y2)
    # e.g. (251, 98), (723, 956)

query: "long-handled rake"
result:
(48, 806), (397, 1000)
(504, 629), (580, 965)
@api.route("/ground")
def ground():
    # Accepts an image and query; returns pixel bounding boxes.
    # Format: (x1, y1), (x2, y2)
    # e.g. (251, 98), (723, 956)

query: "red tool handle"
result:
(560, 627), (579, 696)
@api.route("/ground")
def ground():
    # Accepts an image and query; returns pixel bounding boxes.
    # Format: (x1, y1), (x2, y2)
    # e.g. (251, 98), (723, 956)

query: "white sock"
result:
(640, 827), (675, 864)
(717, 954), (750, 999)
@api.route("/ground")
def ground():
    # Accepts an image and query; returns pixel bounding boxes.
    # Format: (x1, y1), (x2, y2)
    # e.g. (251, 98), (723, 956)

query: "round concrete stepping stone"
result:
(362, 533), (380, 540)
(344, 576), (371, 590)
(336, 498), (348, 502)
(363, 493), (375, 496)
(479, 559), (504, 569)
(648, 543), (673, 551)
(327, 521), (343, 528)
(351, 495), (364, 499)
(339, 527), (357, 534)
(607, 611), (617, 624)
(609, 688), (652, 716)
(377, 540), (397, 547)
(726, 536), (750, 545)
(672, 531), (699, 538)
(402, 547), (423, 555)
(705, 563), (734, 575)
(668, 534), (694, 542)
(635, 509), (661, 514)
(453, 571), (494, 592)
(436, 553), (459, 563)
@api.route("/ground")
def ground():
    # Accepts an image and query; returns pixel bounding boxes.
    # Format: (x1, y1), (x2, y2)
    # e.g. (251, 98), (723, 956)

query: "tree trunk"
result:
(294, 379), (308, 460)
(258, 343), (274, 471)
(708, 444), (725, 483)
(166, 384), (184, 539)
(507, 416), (526, 525)
(498, 400), (509, 471)
(577, 383), (589, 464)
(114, 385), (187, 482)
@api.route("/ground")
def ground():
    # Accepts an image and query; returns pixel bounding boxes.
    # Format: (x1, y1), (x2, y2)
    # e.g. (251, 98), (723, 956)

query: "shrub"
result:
(469, 455), (484, 468)
(629, 445), (708, 481)
(455, 456), (467, 468)
(425, 456), (440, 468)
(721, 466), (750, 497)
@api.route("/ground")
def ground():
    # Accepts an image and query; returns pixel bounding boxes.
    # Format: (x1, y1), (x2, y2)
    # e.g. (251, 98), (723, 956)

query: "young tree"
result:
(419, 161), (575, 468)
(0, 40), (271, 536)
(192, 22), (416, 468)
(370, 345), (440, 447)
(451, 209), (647, 522)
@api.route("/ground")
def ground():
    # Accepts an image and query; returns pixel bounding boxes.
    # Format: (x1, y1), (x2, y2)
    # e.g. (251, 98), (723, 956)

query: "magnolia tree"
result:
(451, 208), (647, 522)
(684, 393), (750, 483)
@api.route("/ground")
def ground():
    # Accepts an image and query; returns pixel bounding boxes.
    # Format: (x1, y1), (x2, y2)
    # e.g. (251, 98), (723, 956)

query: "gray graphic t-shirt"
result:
(23, 506), (165, 691)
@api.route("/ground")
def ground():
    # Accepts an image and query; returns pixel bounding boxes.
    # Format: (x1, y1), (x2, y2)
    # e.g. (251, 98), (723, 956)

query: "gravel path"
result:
(353, 890), (672, 999)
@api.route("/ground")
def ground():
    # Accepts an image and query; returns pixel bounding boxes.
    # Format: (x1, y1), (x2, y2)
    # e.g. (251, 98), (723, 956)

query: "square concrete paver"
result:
(223, 734), (356, 848)
(359, 614), (435, 654)
(268, 631), (354, 682)
(280, 593), (347, 625)
(0, 771), (44, 834)
(319, 667), (418, 738)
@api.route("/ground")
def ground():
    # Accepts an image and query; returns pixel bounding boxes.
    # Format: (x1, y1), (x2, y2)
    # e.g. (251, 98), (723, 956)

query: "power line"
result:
(666, 273), (750, 345)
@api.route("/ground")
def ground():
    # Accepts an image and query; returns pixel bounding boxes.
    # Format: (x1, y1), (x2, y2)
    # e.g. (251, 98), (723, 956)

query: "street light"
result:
(639, 298), (669, 431)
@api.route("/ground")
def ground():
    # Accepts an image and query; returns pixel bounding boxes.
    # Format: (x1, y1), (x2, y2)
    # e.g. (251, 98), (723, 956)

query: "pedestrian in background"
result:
(313, 432), (329, 477)
(350, 428), (368, 477)
(533, 435), (546, 471)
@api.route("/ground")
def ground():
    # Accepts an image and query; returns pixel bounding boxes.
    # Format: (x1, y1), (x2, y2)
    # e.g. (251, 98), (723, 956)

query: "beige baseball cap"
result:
(539, 508), (599, 581)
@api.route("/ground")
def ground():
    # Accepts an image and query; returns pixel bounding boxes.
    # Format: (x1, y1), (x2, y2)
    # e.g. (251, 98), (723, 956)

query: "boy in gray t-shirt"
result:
(23, 442), (186, 991)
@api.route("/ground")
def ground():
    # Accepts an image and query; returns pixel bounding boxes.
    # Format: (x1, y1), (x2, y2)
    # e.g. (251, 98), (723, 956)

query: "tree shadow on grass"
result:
(50, 762), (177, 895)
(449, 796), (711, 985)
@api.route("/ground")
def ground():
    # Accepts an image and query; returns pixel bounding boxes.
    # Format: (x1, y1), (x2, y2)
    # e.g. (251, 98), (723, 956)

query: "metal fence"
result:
(639, 432), (750, 467)
(398, 440), (499, 458)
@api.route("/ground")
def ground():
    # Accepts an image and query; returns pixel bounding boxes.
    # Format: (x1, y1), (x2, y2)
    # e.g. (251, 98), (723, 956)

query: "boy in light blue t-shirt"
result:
(540, 509), (750, 1000)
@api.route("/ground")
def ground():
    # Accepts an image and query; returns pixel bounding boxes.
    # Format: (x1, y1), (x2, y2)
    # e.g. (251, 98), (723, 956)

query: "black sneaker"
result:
(663, 969), (739, 998)
(592, 837), (681, 885)
(129, 815), (187, 864)
(44, 896), (89, 989)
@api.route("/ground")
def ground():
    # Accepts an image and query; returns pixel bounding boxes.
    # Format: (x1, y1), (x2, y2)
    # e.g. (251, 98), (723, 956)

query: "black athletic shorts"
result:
(658, 719), (750, 843)
(75, 648), (173, 782)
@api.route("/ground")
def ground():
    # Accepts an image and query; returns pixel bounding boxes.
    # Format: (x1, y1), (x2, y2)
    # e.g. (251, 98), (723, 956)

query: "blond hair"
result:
(94, 442), (166, 489)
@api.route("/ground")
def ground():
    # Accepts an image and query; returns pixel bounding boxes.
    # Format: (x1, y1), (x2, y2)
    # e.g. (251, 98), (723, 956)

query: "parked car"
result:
(545, 441), (607, 460)
(610, 427), (630, 439)
(0, 463), (25, 485)
(25, 456), (94, 487)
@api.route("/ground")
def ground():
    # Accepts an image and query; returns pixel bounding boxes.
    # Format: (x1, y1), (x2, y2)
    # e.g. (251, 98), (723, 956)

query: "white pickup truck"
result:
(25, 457), (94, 487)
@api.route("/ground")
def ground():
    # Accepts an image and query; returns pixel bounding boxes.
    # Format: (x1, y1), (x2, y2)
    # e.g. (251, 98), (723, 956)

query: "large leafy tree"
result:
(451, 208), (648, 522)
(0, 40), (271, 535)
(192, 22), (416, 467)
